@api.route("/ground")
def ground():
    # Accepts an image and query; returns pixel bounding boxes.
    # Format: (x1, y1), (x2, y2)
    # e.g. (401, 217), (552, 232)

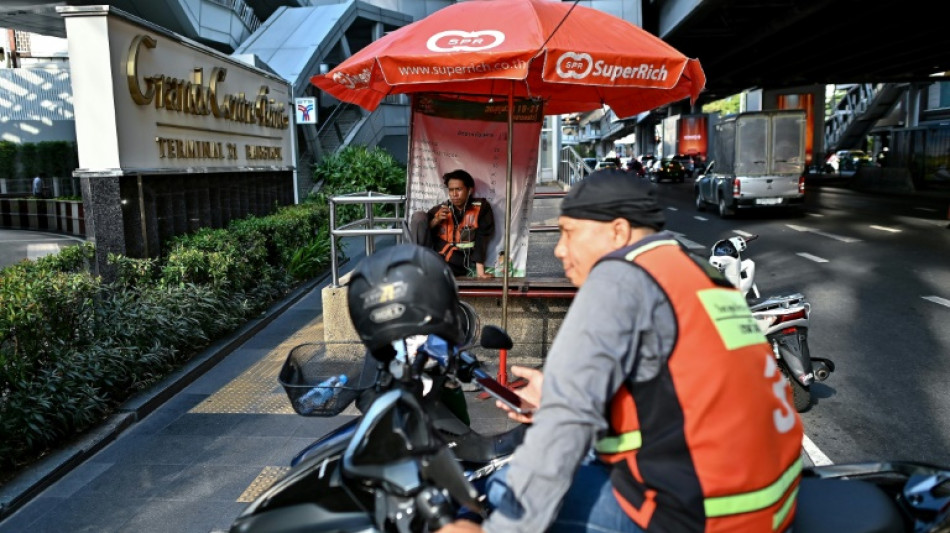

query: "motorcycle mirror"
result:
(480, 325), (513, 350)
(728, 236), (747, 252)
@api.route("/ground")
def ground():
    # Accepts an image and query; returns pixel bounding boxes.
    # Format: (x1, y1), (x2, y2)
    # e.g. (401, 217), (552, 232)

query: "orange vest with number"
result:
(437, 201), (481, 263)
(595, 237), (804, 532)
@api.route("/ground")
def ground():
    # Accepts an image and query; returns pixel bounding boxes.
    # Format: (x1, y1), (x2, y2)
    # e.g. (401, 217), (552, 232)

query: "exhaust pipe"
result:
(812, 358), (835, 382)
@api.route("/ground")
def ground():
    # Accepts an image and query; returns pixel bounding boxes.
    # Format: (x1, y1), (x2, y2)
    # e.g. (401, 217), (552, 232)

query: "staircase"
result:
(824, 83), (906, 152)
(316, 103), (367, 156)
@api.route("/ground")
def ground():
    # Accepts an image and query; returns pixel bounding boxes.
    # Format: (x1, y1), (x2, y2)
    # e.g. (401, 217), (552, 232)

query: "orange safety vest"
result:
(594, 237), (803, 532)
(437, 200), (482, 264)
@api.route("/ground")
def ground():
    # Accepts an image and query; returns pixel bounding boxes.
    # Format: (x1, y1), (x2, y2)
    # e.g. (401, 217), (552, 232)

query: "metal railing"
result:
(204, 0), (262, 32)
(557, 145), (592, 188)
(824, 83), (881, 150)
(328, 191), (407, 287)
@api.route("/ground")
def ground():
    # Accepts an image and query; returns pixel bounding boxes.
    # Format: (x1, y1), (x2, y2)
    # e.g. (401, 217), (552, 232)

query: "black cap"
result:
(560, 170), (666, 230)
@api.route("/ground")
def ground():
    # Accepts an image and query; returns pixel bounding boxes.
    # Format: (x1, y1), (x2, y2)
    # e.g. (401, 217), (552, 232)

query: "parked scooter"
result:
(708, 234), (834, 411)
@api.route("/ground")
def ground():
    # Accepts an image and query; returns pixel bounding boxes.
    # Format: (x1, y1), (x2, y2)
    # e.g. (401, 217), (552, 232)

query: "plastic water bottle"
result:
(296, 374), (348, 415)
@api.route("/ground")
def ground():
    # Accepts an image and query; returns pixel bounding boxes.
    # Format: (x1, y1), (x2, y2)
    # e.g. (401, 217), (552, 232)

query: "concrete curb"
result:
(0, 270), (332, 520)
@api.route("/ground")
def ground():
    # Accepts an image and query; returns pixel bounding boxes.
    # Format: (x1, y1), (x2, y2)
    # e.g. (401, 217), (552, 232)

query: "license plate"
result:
(755, 198), (782, 205)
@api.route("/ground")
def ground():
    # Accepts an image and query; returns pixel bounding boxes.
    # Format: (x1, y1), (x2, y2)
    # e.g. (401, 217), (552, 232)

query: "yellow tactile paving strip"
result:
(237, 466), (291, 502)
(186, 317), (332, 502)
(189, 321), (326, 415)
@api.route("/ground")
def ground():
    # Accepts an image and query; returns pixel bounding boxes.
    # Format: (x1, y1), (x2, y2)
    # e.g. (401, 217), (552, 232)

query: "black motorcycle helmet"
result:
(346, 243), (463, 361)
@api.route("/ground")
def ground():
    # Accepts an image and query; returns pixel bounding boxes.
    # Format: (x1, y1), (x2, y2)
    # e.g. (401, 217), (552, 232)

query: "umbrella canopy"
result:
(311, 0), (705, 118)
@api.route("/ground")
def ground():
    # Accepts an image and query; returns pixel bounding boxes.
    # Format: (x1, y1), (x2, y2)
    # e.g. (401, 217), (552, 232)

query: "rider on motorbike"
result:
(444, 169), (805, 533)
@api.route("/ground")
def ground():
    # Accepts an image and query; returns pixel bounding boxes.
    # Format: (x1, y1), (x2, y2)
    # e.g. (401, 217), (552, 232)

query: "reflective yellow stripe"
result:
(704, 459), (801, 521)
(623, 239), (680, 262)
(772, 486), (798, 530)
(595, 430), (642, 454)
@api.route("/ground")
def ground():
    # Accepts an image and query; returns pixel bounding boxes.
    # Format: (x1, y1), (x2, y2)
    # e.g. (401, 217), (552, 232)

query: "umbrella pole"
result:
(498, 85), (515, 387)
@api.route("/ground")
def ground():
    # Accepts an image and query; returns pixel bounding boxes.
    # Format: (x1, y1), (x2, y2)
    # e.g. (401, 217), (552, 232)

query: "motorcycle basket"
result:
(279, 343), (375, 417)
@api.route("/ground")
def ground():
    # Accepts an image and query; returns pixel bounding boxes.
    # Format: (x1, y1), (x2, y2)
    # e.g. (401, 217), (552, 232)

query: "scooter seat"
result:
(793, 476), (905, 532)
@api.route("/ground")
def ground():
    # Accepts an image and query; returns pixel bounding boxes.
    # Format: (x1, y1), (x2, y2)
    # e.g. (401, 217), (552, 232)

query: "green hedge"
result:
(311, 145), (407, 224)
(0, 201), (333, 478)
(0, 143), (406, 482)
(0, 140), (78, 181)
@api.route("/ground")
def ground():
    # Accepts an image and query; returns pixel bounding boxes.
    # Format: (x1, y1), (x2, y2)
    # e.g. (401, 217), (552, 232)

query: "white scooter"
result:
(709, 234), (835, 412)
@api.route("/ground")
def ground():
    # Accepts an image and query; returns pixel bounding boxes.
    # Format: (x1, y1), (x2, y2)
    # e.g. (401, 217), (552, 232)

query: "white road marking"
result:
(802, 434), (833, 466)
(923, 296), (950, 309)
(733, 229), (754, 237)
(667, 207), (678, 211)
(870, 225), (901, 233)
(694, 216), (708, 221)
(797, 252), (828, 263)
(669, 231), (706, 250)
(27, 243), (60, 260)
(914, 207), (938, 212)
(786, 224), (861, 243)
(806, 212), (824, 217)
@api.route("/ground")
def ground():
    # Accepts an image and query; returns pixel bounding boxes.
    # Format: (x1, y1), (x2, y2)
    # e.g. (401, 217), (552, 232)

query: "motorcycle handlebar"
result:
(417, 338), (485, 383)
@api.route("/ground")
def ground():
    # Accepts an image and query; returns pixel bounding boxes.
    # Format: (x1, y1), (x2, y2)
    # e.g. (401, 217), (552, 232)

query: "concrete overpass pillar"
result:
(905, 84), (921, 128)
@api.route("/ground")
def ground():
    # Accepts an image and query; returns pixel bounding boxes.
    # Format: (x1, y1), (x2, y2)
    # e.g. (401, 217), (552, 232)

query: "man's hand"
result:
(430, 204), (451, 228)
(495, 365), (543, 424)
(439, 519), (483, 532)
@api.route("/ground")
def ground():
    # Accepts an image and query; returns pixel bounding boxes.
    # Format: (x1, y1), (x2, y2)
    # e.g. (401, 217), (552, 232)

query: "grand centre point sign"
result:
(61, 5), (293, 174)
(126, 34), (289, 162)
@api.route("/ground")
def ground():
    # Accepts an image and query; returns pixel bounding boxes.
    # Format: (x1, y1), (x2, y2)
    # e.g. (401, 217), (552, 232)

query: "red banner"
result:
(678, 114), (707, 157)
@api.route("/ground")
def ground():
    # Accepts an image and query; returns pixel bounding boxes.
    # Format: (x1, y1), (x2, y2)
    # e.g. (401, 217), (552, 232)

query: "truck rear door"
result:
(763, 112), (806, 199)
(734, 112), (804, 202)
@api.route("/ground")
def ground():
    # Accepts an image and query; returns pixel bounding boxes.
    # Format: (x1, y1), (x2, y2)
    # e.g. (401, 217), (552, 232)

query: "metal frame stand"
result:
(328, 191), (407, 287)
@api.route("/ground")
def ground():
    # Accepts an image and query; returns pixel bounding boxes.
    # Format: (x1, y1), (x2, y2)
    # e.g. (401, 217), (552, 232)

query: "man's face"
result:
(555, 216), (625, 287)
(446, 178), (472, 209)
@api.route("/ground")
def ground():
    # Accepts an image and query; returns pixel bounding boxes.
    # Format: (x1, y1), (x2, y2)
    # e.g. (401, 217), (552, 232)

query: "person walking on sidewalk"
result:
(32, 173), (45, 198)
(443, 169), (804, 533)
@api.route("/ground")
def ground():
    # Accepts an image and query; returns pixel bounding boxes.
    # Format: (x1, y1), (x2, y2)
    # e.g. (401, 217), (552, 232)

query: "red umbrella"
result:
(311, 0), (705, 117)
(311, 0), (705, 332)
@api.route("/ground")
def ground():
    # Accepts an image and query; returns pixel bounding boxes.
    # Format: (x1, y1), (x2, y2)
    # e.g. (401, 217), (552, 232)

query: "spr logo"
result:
(332, 68), (371, 90)
(426, 30), (505, 52)
(555, 52), (593, 79)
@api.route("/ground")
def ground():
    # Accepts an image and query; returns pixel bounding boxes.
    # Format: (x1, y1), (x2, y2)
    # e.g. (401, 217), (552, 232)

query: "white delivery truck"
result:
(694, 110), (806, 218)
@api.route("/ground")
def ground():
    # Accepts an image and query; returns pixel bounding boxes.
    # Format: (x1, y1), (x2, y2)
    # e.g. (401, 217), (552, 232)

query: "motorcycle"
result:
(229, 303), (950, 533)
(708, 234), (835, 412)
(230, 319), (526, 533)
(229, 322), (950, 533)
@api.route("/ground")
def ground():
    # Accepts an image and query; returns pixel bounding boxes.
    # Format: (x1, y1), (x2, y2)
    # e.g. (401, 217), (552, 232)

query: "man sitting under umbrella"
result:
(408, 169), (495, 279)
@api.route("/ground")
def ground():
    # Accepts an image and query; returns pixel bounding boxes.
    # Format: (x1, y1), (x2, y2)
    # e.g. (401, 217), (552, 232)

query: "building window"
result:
(926, 81), (950, 111)
(13, 30), (30, 57)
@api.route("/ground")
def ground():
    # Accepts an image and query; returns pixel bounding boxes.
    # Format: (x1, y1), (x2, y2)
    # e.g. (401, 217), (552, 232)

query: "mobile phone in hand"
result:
(475, 376), (536, 415)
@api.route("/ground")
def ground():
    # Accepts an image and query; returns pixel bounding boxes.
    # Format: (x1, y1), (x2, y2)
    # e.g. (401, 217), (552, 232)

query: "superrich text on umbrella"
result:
(397, 59), (528, 78)
(555, 52), (669, 83)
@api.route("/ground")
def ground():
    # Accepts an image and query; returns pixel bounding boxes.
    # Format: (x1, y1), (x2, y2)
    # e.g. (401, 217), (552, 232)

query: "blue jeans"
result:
(486, 459), (645, 533)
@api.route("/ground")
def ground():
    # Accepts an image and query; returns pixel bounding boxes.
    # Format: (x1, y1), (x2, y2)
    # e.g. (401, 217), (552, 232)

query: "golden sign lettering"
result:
(127, 34), (289, 130)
